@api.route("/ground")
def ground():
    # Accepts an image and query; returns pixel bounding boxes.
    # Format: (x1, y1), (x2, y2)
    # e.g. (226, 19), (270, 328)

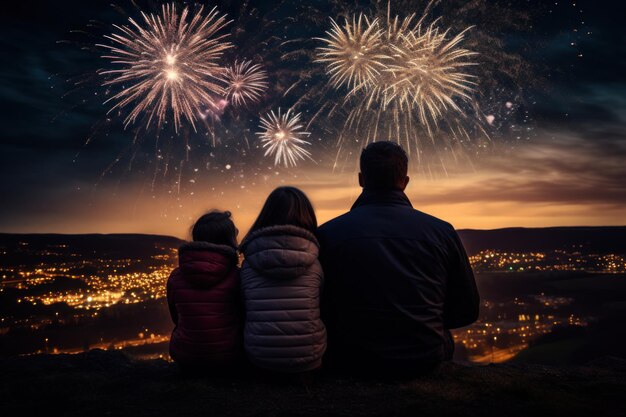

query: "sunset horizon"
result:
(3, 130), (623, 238)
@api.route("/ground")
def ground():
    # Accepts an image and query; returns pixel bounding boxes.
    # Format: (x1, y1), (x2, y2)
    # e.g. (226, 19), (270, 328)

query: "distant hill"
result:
(1, 227), (624, 258)
(457, 226), (626, 256)
(0, 233), (184, 265)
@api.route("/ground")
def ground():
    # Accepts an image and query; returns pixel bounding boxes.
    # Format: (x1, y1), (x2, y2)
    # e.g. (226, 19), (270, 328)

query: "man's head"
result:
(359, 141), (409, 191)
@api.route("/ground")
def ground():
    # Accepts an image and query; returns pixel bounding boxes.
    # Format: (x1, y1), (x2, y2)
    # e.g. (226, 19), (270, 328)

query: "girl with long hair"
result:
(239, 187), (326, 373)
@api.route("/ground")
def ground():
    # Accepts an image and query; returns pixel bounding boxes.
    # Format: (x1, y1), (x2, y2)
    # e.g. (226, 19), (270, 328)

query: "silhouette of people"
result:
(167, 142), (477, 377)
(317, 141), (479, 376)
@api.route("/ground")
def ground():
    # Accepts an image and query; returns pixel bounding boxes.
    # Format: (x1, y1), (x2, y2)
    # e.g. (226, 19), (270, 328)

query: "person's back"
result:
(240, 187), (327, 373)
(167, 211), (241, 370)
(317, 142), (479, 375)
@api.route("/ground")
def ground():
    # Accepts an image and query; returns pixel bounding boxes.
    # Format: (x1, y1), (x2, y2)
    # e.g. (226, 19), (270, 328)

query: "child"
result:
(167, 210), (241, 370)
(239, 187), (326, 373)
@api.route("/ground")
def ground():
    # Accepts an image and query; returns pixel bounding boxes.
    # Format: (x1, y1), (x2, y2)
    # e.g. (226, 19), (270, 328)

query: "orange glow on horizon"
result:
(2, 134), (624, 238)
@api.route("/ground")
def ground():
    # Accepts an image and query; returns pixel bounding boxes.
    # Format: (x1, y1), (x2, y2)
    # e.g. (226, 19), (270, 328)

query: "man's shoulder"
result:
(411, 209), (455, 232)
(318, 206), (455, 236)
(318, 211), (351, 235)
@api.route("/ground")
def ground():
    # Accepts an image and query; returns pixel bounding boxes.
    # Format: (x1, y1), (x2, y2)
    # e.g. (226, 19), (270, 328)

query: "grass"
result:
(511, 339), (588, 365)
(1, 350), (625, 416)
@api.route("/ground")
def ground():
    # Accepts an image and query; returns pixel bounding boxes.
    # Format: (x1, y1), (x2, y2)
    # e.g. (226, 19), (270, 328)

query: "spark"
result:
(223, 60), (269, 106)
(256, 109), (312, 167)
(97, 3), (233, 132)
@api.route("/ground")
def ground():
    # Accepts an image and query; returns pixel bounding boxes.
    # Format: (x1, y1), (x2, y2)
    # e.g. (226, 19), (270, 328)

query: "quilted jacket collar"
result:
(240, 225), (319, 280)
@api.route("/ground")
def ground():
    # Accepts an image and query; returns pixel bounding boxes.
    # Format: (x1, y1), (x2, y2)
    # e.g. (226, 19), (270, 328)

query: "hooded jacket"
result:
(240, 225), (326, 373)
(166, 242), (241, 367)
(317, 189), (479, 373)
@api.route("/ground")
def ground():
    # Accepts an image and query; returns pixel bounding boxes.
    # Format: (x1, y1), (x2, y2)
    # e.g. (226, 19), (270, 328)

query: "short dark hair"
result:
(191, 210), (238, 248)
(360, 141), (408, 190)
(246, 186), (317, 237)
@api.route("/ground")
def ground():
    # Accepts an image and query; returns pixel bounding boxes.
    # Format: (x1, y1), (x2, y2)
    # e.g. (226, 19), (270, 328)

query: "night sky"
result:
(1, 0), (625, 237)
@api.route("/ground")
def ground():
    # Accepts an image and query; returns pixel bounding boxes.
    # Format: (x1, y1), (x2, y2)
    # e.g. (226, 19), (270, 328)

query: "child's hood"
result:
(178, 242), (238, 286)
(239, 225), (319, 280)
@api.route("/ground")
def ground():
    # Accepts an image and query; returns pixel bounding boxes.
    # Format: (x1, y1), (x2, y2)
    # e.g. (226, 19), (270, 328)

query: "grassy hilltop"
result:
(1, 350), (625, 417)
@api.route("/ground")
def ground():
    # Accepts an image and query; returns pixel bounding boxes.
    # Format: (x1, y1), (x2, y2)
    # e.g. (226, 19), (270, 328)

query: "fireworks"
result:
(98, 3), (232, 132)
(223, 60), (269, 106)
(316, 10), (477, 130)
(382, 22), (477, 126)
(315, 15), (387, 94)
(88, 0), (489, 178)
(256, 109), (312, 167)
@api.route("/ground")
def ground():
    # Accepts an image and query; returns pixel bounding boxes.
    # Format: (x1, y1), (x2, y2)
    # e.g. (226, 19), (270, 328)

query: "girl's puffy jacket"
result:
(240, 225), (326, 372)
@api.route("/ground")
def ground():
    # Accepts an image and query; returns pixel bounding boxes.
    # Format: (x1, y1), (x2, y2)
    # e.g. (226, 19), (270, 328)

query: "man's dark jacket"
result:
(317, 189), (479, 372)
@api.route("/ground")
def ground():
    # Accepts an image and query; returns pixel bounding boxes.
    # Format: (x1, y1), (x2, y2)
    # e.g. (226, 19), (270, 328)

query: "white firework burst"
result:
(223, 60), (268, 106)
(256, 109), (312, 167)
(97, 3), (232, 132)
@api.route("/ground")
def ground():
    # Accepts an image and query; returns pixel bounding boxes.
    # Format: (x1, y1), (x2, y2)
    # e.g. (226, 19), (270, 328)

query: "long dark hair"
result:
(246, 187), (317, 237)
(190, 210), (238, 248)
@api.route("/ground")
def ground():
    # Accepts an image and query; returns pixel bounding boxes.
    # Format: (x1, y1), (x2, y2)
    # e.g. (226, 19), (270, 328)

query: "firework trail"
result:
(97, 3), (232, 132)
(223, 60), (269, 106)
(256, 108), (312, 167)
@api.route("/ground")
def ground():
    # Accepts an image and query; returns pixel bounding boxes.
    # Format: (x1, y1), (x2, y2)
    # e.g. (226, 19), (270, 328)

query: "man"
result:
(317, 141), (479, 375)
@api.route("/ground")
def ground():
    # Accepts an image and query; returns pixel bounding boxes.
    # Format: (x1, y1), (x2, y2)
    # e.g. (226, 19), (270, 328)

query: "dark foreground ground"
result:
(1, 350), (625, 417)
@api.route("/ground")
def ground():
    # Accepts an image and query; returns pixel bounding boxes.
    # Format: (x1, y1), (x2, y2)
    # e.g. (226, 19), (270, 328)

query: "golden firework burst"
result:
(316, 10), (477, 127)
(315, 15), (388, 94)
